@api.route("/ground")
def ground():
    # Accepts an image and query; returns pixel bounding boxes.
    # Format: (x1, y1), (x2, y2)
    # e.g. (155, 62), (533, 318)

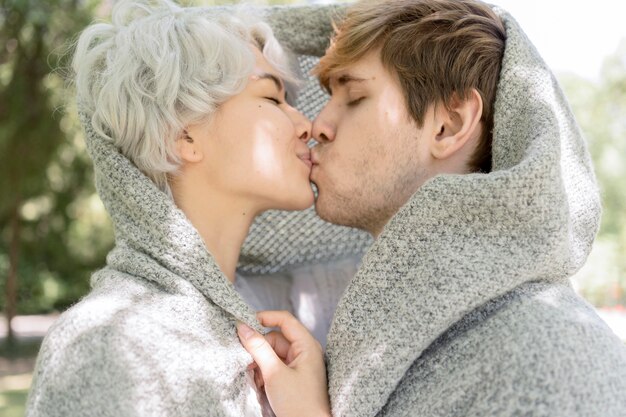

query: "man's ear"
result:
(176, 129), (204, 163)
(430, 89), (483, 160)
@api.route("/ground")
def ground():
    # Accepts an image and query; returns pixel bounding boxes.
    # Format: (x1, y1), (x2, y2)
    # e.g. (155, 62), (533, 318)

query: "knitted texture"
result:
(25, 4), (626, 417)
(318, 7), (626, 417)
(380, 282), (626, 416)
(25, 111), (267, 416)
(25, 5), (365, 416)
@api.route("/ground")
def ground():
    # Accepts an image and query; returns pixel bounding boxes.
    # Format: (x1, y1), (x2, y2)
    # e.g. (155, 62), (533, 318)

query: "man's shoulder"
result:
(478, 281), (623, 356)
(397, 281), (626, 416)
(441, 281), (626, 369)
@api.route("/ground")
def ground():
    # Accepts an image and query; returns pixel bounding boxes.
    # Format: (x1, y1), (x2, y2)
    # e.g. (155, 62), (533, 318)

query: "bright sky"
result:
(487, 0), (626, 80)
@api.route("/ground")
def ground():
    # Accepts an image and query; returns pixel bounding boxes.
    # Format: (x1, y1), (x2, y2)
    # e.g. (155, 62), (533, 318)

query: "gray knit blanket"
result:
(26, 4), (626, 417)
(26, 5), (362, 417)
(266, 4), (626, 417)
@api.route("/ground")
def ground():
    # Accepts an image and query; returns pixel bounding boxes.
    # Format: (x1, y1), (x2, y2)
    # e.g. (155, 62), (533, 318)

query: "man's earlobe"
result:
(177, 129), (204, 163)
(431, 89), (483, 160)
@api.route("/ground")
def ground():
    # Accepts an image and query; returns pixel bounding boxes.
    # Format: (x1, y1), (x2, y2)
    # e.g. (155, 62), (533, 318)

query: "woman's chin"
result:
(299, 192), (316, 210)
(277, 188), (315, 212)
(289, 191), (315, 211)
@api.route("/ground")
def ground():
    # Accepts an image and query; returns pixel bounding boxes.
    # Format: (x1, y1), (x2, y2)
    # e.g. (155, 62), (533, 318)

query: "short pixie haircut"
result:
(316, 0), (506, 173)
(73, 0), (296, 190)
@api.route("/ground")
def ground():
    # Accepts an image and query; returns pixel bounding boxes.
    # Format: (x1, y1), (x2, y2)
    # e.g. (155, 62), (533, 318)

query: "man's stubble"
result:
(313, 128), (425, 236)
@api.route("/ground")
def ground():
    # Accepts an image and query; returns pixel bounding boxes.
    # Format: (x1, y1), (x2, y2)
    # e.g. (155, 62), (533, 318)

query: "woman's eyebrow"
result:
(256, 72), (285, 93)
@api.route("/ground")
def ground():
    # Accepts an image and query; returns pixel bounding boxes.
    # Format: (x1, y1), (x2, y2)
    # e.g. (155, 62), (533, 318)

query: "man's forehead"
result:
(326, 51), (383, 91)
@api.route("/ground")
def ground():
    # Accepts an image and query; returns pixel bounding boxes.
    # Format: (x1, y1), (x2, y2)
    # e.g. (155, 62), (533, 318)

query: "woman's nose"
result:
(290, 108), (311, 143)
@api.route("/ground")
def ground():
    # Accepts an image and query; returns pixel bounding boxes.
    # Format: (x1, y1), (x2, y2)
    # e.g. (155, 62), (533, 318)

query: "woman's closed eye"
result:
(265, 96), (282, 105)
(347, 96), (365, 107)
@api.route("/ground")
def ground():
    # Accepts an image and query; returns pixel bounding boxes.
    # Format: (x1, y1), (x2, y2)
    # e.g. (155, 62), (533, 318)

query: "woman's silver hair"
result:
(73, 0), (298, 191)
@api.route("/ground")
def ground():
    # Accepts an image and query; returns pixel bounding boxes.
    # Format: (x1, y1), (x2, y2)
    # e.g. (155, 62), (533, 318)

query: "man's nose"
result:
(312, 109), (336, 144)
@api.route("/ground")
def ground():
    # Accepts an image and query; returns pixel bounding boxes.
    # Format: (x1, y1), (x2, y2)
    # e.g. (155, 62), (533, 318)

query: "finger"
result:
(253, 367), (264, 389)
(237, 322), (285, 379)
(265, 331), (292, 362)
(256, 311), (317, 345)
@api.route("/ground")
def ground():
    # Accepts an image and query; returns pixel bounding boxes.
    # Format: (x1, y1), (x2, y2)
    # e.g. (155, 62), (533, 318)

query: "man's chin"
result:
(313, 192), (339, 225)
(314, 192), (359, 230)
(314, 191), (381, 236)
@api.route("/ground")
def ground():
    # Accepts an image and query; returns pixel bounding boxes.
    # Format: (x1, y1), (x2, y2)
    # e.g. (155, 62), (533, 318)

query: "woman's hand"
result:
(237, 311), (331, 417)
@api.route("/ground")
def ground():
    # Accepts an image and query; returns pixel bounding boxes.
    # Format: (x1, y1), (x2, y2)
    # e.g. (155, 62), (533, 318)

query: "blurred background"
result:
(1, 0), (625, 415)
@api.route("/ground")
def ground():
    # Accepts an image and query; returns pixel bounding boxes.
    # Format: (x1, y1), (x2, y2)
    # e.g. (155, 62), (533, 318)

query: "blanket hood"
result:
(79, 110), (267, 330)
(248, 4), (601, 416)
(79, 5), (600, 415)
(318, 8), (601, 417)
(248, 4), (599, 284)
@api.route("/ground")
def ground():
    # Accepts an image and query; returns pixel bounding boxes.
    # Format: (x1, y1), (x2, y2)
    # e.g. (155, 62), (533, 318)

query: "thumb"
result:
(237, 322), (285, 379)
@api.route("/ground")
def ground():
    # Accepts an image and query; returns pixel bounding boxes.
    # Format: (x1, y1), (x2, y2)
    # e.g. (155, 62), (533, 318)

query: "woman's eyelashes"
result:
(264, 96), (282, 105)
(347, 96), (365, 107)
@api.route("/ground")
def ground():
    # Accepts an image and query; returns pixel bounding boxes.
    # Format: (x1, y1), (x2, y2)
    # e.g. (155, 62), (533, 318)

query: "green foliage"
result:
(563, 40), (626, 307)
(0, 0), (113, 314)
(0, 388), (28, 417)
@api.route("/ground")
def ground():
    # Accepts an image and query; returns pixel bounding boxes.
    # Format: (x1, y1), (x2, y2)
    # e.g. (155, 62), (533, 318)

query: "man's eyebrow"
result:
(336, 73), (367, 86)
(327, 73), (367, 95)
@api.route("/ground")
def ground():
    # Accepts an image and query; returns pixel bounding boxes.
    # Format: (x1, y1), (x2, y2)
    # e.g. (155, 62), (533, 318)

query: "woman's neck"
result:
(170, 177), (258, 284)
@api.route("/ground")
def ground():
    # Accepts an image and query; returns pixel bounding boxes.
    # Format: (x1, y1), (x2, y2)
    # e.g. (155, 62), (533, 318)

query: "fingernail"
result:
(237, 322), (255, 340)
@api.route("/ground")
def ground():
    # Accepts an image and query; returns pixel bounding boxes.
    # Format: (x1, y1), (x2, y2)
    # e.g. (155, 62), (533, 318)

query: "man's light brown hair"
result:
(316, 0), (506, 173)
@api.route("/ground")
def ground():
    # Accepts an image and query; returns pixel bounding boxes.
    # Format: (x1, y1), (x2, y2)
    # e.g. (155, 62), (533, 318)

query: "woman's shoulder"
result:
(37, 293), (237, 367)
(39, 268), (235, 364)
(28, 270), (254, 416)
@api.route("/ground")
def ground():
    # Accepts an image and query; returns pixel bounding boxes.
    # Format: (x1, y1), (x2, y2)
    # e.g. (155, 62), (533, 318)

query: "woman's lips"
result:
(298, 151), (312, 169)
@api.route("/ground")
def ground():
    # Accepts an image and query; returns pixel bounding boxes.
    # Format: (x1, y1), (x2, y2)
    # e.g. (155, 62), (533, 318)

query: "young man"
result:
(311, 0), (498, 236)
(238, 1), (626, 416)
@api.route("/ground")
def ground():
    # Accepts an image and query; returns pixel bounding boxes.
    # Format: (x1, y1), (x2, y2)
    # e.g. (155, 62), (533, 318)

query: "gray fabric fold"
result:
(253, 4), (626, 417)
(26, 108), (268, 416)
(318, 8), (626, 417)
(26, 6), (365, 416)
(26, 3), (626, 417)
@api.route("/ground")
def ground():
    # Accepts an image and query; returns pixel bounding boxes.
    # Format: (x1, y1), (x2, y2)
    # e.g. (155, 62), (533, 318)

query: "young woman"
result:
(26, 1), (331, 416)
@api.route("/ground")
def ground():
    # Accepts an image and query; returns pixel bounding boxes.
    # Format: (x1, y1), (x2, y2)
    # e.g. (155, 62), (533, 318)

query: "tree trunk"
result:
(6, 195), (21, 342)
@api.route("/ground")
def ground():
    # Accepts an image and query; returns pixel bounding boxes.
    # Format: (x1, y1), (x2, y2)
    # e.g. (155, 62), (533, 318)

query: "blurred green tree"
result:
(0, 0), (108, 340)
